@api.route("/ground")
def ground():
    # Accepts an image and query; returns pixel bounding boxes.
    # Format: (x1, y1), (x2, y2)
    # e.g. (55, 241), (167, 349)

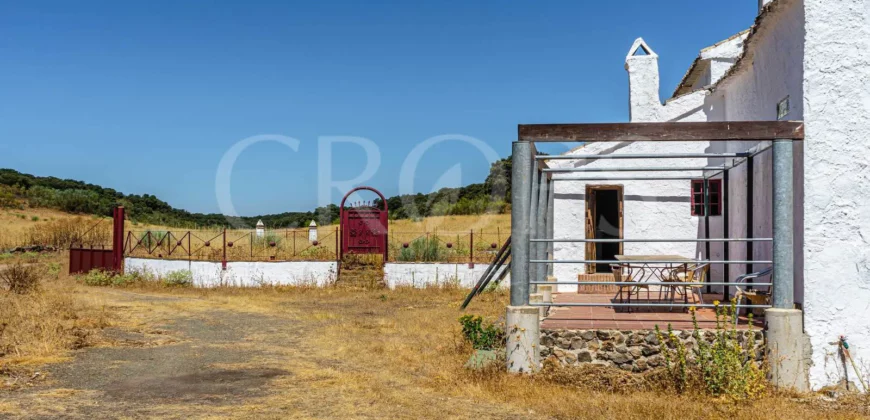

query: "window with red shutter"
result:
(690, 179), (723, 216)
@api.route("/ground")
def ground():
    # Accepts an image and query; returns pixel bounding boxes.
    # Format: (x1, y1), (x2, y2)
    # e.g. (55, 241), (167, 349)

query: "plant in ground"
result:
(458, 315), (504, 351)
(161, 270), (193, 287)
(0, 263), (41, 294)
(80, 269), (115, 286)
(655, 300), (767, 400)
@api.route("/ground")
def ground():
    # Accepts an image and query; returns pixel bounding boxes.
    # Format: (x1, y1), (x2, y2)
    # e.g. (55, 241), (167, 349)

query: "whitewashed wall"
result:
(125, 258), (338, 287)
(800, 0), (870, 390)
(599, 0), (869, 389)
(551, 141), (709, 293)
(551, 40), (723, 292)
(125, 258), (507, 290)
(384, 263), (509, 289)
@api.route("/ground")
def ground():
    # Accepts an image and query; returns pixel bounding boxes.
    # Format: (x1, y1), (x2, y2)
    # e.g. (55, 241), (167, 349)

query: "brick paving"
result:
(541, 293), (762, 330)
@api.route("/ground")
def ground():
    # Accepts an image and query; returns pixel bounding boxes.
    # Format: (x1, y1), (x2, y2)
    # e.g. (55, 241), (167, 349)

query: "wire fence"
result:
(123, 227), (511, 264)
(124, 228), (339, 262)
(388, 230), (510, 263)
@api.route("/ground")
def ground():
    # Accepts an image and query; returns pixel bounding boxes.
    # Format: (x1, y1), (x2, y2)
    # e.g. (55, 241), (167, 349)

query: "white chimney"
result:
(625, 38), (662, 122)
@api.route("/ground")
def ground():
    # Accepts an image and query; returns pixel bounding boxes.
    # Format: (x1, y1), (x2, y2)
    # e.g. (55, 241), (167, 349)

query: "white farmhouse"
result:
(550, 0), (870, 390)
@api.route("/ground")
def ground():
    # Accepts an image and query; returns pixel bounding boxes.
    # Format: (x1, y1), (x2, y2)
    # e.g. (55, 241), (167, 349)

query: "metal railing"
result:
(510, 121), (803, 312)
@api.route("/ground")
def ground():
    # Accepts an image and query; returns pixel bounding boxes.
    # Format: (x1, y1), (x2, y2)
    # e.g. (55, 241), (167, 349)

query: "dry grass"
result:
(74, 283), (864, 419)
(389, 213), (510, 233)
(0, 256), (108, 380)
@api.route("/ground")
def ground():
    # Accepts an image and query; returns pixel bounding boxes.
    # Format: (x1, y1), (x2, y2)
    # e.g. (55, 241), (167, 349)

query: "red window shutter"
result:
(690, 180), (704, 216)
(709, 179), (722, 216)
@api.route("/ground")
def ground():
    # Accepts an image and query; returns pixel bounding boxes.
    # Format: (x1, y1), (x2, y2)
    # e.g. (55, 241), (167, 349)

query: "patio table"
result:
(613, 255), (696, 307)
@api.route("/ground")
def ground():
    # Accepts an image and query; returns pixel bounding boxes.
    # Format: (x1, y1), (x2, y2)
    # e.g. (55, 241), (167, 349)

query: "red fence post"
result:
(222, 228), (227, 270)
(469, 229), (474, 269)
(112, 206), (125, 274)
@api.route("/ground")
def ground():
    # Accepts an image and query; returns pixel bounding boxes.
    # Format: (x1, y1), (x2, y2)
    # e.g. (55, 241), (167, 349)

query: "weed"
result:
(458, 315), (504, 351)
(0, 253), (12, 260)
(654, 301), (767, 400)
(161, 270), (193, 287)
(396, 236), (447, 262)
(0, 263), (42, 294)
(46, 262), (61, 279)
(79, 269), (115, 286)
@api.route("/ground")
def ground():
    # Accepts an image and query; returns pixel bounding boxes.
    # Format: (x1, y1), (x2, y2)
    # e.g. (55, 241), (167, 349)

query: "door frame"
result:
(585, 185), (624, 274)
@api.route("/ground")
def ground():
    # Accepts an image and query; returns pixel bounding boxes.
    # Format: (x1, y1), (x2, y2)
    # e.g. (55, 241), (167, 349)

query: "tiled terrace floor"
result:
(541, 293), (763, 331)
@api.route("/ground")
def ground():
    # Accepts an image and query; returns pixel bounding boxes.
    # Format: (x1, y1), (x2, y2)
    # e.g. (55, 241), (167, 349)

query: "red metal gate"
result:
(69, 206), (125, 274)
(339, 187), (388, 262)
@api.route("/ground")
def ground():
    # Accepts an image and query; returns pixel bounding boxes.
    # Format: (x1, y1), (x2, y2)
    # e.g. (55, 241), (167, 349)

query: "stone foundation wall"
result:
(540, 329), (765, 373)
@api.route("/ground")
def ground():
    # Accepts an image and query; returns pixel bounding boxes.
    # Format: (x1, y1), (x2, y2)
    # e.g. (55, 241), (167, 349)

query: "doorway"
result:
(585, 186), (623, 273)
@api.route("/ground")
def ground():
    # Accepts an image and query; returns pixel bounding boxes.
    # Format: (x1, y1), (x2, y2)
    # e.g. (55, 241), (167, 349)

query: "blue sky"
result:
(0, 1), (757, 215)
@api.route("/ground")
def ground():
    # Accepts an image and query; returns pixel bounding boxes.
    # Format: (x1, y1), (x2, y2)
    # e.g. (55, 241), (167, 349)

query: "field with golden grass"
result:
(0, 251), (866, 418)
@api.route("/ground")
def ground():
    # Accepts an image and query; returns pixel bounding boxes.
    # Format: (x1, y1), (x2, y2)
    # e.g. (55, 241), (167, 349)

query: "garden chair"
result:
(610, 264), (650, 311)
(732, 267), (774, 325)
(667, 263), (710, 308)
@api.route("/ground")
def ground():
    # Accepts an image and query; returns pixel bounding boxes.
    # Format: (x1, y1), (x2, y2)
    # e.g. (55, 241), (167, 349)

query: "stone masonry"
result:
(540, 329), (765, 373)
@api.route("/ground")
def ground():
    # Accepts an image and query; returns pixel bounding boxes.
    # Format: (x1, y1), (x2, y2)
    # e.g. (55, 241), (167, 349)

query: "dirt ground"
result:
(0, 287), (529, 419)
(1, 280), (868, 420)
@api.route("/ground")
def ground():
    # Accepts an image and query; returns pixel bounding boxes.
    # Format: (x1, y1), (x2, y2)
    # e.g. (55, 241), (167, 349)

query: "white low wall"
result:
(384, 263), (510, 289)
(124, 258), (338, 287)
(125, 258), (508, 290)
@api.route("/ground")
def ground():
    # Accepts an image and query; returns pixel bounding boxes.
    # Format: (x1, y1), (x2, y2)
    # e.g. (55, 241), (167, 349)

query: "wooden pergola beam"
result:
(518, 121), (804, 142)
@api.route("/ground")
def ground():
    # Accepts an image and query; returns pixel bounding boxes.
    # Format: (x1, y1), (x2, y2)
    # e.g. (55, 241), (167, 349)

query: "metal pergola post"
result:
(535, 170), (549, 287)
(510, 141), (532, 306)
(545, 176), (555, 277)
(528, 156), (540, 292)
(772, 139), (795, 309)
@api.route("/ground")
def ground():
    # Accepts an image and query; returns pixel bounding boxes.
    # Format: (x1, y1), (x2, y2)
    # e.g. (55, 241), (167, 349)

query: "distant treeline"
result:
(0, 156), (511, 229)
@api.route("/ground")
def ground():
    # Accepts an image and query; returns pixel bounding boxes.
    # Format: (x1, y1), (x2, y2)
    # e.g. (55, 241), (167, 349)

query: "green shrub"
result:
(458, 315), (504, 351)
(396, 236), (447, 262)
(161, 270), (193, 287)
(80, 269), (115, 286)
(0, 185), (23, 209)
(31, 216), (39, 221)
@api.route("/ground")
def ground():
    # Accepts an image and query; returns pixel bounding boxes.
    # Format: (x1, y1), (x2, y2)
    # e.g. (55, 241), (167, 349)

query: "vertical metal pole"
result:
(723, 171), (730, 301)
(528, 157), (540, 291)
(535, 171), (548, 287)
(222, 228), (227, 270)
(772, 139), (794, 308)
(546, 176), (555, 277)
(112, 206), (125, 273)
(746, 156), (755, 289)
(510, 141), (532, 306)
(469, 230), (474, 268)
(703, 178), (711, 280)
(335, 227), (340, 262)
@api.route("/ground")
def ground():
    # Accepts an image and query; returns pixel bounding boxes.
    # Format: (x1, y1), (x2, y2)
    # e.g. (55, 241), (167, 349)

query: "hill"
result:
(0, 156), (510, 229)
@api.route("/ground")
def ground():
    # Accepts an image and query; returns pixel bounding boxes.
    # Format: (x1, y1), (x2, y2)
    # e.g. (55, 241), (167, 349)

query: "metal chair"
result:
(732, 267), (774, 324)
(611, 264), (650, 311)
(667, 263), (710, 308)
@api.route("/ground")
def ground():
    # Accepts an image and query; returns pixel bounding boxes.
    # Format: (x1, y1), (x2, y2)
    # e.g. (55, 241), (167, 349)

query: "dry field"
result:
(2, 209), (511, 264)
(0, 251), (867, 419)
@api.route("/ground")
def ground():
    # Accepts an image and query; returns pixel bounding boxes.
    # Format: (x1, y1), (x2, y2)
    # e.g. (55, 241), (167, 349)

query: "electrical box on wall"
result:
(777, 96), (790, 120)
